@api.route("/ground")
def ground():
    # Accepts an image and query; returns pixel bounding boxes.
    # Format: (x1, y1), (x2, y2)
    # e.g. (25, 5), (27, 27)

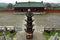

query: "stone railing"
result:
(44, 27), (60, 31)
(0, 26), (21, 31)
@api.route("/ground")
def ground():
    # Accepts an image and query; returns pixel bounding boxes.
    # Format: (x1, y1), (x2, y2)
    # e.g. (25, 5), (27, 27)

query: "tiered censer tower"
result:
(25, 9), (34, 39)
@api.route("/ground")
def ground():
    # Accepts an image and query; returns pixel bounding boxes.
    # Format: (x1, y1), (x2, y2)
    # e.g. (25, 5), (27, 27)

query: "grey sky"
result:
(0, 0), (60, 3)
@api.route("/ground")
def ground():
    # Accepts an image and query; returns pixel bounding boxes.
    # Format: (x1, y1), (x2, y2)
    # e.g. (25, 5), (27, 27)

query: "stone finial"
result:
(28, 9), (31, 12)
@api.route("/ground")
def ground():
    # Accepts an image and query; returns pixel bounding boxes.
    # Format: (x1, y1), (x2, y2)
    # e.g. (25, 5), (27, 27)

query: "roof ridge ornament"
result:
(16, 1), (18, 4)
(28, 1), (31, 3)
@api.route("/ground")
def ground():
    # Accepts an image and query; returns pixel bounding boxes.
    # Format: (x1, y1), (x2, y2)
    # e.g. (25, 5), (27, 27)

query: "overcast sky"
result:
(0, 0), (60, 3)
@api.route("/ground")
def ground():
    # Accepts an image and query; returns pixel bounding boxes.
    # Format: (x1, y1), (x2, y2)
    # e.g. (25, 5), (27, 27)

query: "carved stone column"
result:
(24, 9), (34, 39)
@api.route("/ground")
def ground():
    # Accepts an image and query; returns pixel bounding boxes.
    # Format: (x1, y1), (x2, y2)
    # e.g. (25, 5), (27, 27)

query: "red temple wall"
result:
(0, 10), (15, 12)
(44, 9), (60, 13)
(0, 9), (60, 13)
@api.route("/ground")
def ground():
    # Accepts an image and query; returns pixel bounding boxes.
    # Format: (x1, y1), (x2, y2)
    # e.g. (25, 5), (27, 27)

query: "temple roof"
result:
(14, 2), (45, 8)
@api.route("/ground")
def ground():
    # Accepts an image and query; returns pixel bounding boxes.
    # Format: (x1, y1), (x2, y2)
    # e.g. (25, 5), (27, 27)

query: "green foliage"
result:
(45, 3), (51, 7)
(43, 32), (51, 40)
(50, 31), (55, 36)
(0, 31), (16, 38)
(58, 32), (60, 36)
(5, 31), (16, 38)
(43, 31), (60, 40)
(7, 3), (13, 9)
(0, 31), (3, 36)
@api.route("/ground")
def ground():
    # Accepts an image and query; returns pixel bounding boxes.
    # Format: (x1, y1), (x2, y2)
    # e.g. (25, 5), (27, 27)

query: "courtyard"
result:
(0, 12), (60, 40)
(0, 12), (60, 29)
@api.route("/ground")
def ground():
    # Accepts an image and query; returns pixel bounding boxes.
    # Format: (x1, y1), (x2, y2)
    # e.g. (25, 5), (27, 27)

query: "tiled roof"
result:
(14, 2), (45, 7)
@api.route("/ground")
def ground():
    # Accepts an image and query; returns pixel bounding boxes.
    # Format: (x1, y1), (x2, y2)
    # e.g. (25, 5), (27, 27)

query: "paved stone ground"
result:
(0, 13), (60, 28)
(13, 31), (46, 40)
(0, 13), (24, 26)
(34, 13), (60, 28)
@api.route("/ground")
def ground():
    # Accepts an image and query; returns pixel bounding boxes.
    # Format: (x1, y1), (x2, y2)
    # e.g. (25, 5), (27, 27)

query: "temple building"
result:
(14, 2), (45, 12)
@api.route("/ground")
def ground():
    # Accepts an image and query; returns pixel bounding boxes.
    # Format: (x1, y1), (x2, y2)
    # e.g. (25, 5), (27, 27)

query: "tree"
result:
(45, 3), (51, 7)
(45, 3), (52, 9)
(8, 3), (13, 9)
